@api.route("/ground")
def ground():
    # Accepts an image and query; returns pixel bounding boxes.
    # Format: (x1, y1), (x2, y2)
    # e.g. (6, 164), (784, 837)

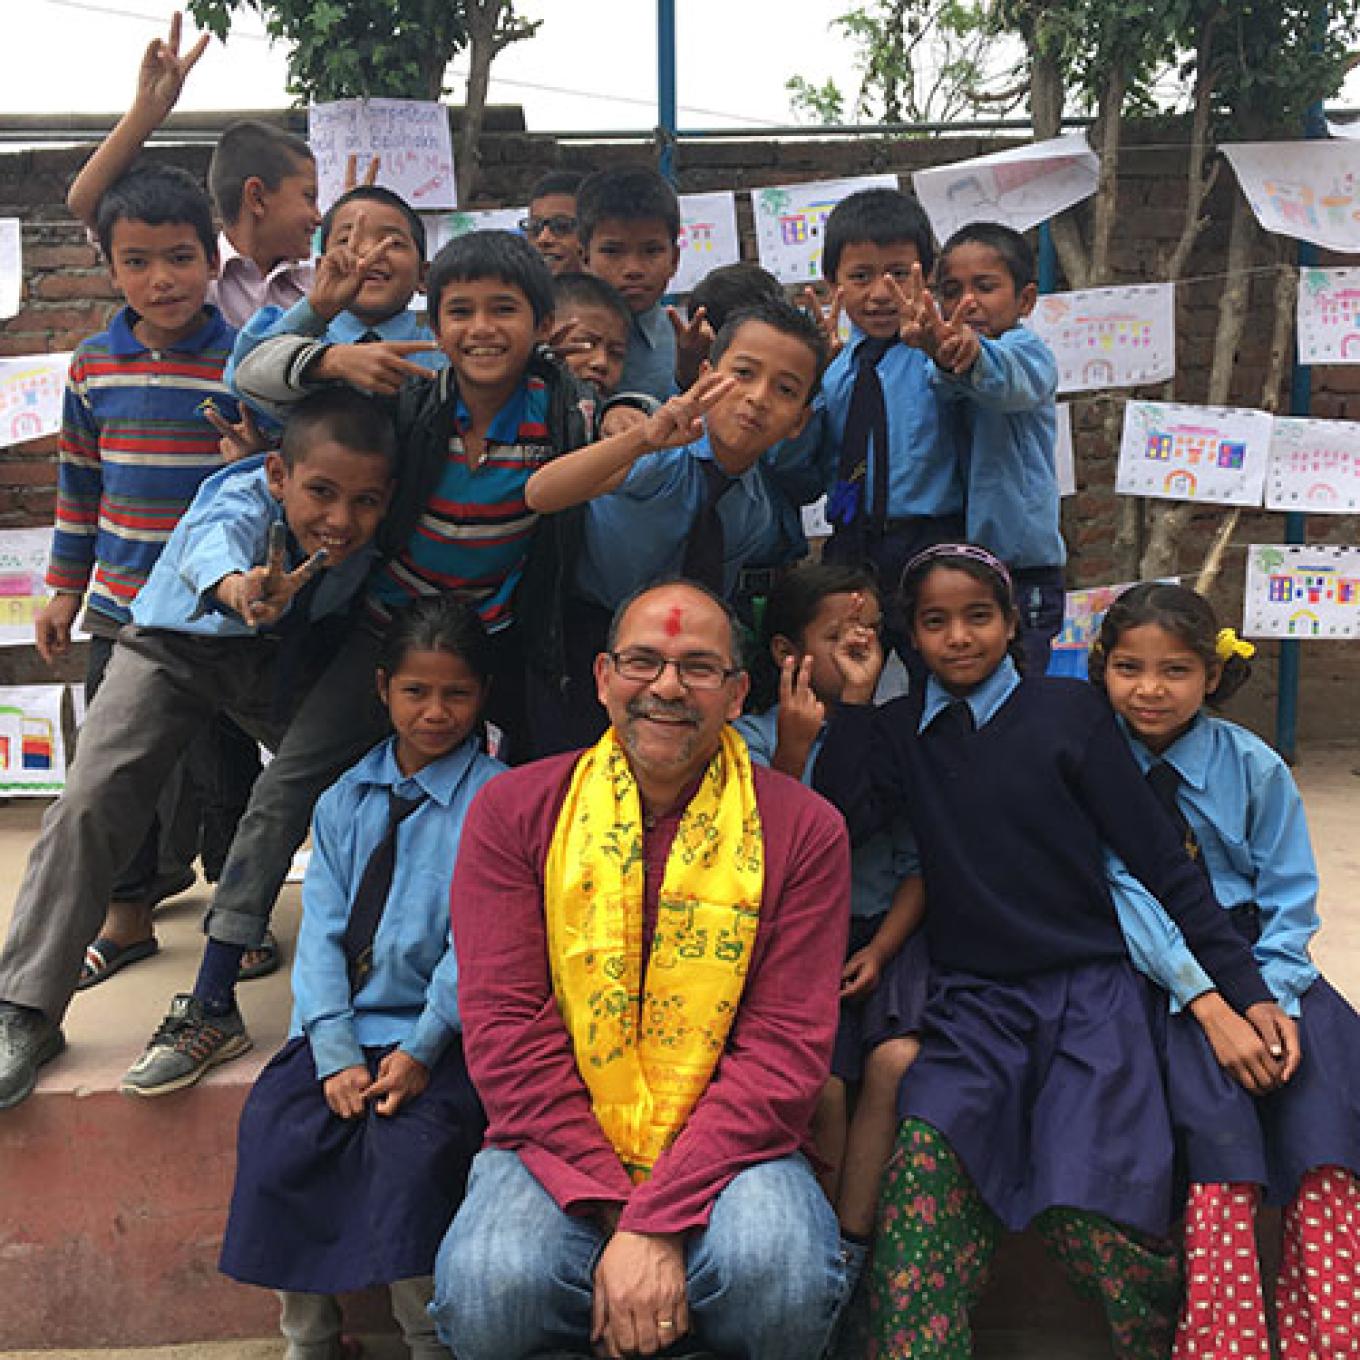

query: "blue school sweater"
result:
(813, 663), (1271, 1014)
(931, 326), (1065, 570)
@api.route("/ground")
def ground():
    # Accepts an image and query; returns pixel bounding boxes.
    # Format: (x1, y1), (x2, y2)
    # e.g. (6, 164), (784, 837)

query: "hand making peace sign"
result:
(215, 521), (329, 629)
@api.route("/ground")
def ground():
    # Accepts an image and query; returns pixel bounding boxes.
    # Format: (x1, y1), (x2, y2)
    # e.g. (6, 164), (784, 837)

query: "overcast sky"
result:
(18, 0), (863, 130)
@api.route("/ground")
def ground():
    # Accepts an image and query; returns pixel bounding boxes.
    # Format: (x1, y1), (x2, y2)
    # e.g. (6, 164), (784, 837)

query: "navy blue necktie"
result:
(343, 790), (428, 991)
(828, 335), (895, 529)
(682, 458), (737, 594)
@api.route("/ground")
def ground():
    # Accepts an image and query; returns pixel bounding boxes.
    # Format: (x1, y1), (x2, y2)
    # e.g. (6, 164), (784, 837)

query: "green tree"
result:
(787, 0), (1025, 126)
(187, 0), (538, 200)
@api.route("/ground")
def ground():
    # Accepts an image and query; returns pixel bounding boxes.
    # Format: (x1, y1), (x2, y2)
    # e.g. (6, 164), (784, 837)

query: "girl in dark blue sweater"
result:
(814, 543), (1291, 1360)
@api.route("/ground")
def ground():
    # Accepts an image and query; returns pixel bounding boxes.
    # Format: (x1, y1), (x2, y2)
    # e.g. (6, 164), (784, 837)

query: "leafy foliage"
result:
(187, 0), (472, 101)
(787, 0), (1025, 126)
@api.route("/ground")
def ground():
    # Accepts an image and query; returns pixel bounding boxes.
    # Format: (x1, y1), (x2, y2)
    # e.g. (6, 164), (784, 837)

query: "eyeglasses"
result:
(609, 649), (741, 691)
(520, 214), (578, 237)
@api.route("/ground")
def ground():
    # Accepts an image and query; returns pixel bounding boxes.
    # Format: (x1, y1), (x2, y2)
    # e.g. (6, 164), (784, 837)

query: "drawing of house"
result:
(679, 220), (716, 252)
(1216, 440), (1247, 469)
(21, 716), (53, 771)
(777, 199), (838, 248)
(1313, 287), (1360, 327)
(1145, 430), (1175, 460)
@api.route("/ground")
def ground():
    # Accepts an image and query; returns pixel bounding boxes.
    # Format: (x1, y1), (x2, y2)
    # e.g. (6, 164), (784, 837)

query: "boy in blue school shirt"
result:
(523, 297), (829, 750)
(228, 184), (444, 408)
(578, 165), (695, 402)
(812, 189), (963, 630)
(0, 389), (395, 1112)
(899, 222), (1065, 673)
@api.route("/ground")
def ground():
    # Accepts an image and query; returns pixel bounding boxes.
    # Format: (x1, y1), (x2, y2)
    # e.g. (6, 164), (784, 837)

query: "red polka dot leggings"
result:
(1173, 1169), (1360, 1359)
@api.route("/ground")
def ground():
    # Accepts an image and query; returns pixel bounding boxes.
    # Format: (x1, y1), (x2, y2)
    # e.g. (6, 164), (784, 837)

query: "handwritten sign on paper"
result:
(0, 684), (67, 795)
(1244, 543), (1360, 639)
(1026, 283), (1175, 394)
(421, 207), (524, 258)
(0, 352), (71, 449)
(1116, 401), (1273, 507)
(0, 219), (20, 320)
(1265, 416), (1360, 513)
(1296, 266), (1360, 364)
(673, 192), (742, 295)
(1222, 141), (1360, 254)
(753, 175), (899, 285)
(912, 133), (1100, 244)
(309, 99), (457, 212)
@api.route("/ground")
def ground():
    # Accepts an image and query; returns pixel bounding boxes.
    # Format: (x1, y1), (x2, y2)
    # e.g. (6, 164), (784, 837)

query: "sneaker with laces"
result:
(0, 1002), (65, 1110)
(121, 993), (251, 1098)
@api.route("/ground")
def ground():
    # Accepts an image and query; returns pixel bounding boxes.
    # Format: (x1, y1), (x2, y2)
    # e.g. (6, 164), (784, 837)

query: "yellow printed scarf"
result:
(544, 725), (764, 1181)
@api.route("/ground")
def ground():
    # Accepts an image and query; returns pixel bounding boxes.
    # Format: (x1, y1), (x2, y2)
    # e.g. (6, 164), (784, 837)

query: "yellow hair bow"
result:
(1215, 628), (1256, 662)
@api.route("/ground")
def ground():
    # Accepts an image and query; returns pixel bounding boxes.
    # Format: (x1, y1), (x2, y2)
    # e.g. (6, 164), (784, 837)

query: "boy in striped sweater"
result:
(37, 161), (239, 984)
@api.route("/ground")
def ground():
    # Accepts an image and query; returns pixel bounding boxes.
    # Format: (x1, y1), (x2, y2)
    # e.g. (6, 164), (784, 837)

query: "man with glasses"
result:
(432, 579), (852, 1360)
(522, 170), (585, 275)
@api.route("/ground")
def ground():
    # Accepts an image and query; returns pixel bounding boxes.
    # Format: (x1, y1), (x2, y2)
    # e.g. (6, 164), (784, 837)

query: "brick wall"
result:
(2, 126), (1357, 736)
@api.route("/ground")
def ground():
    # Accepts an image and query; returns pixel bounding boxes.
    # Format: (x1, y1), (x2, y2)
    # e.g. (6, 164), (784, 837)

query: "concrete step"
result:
(2, 743), (1358, 1352)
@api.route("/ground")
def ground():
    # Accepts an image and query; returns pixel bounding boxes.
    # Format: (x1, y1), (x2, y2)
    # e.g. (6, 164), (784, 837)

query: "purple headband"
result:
(901, 542), (1014, 601)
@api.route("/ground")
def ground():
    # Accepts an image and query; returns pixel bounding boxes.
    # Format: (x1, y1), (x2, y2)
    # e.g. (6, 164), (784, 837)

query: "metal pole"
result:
(1038, 222), (1058, 294)
(1275, 81), (1329, 760)
(657, 0), (677, 183)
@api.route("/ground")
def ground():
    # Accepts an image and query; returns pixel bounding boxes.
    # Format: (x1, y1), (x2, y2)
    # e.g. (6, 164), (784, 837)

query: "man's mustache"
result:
(627, 697), (700, 726)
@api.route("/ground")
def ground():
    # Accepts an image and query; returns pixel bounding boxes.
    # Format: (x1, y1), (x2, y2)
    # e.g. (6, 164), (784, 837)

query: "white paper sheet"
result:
(421, 207), (524, 258)
(0, 219), (20, 320)
(0, 352), (72, 449)
(912, 133), (1100, 245)
(1244, 543), (1360, 639)
(0, 684), (67, 795)
(1116, 400), (1273, 507)
(673, 192), (742, 295)
(1055, 402), (1076, 496)
(309, 98), (457, 212)
(752, 174), (899, 285)
(1026, 283), (1175, 394)
(0, 526), (90, 649)
(1296, 266), (1360, 364)
(1265, 416), (1360, 513)
(1222, 141), (1360, 253)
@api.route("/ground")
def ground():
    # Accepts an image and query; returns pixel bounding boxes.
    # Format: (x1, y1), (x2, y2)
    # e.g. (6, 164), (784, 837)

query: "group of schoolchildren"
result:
(0, 18), (1355, 1360)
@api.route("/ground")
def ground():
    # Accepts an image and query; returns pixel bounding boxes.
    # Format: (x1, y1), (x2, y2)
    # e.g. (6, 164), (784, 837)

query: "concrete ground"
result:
(1, 741), (1357, 1358)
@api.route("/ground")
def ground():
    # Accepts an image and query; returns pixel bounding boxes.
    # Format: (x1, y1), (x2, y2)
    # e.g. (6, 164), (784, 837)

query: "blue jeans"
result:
(432, 1148), (847, 1360)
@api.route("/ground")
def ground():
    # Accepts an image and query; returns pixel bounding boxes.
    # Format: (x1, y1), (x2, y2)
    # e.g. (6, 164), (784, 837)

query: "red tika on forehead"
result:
(664, 606), (684, 637)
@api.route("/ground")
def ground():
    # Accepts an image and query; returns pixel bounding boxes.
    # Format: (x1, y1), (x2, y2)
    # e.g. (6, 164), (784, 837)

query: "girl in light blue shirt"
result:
(220, 596), (505, 1360)
(1094, 582), (1360, 1360)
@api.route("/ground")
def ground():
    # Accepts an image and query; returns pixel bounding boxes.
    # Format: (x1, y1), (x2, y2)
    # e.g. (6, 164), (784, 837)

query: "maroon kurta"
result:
(450, 751), (851, 1236)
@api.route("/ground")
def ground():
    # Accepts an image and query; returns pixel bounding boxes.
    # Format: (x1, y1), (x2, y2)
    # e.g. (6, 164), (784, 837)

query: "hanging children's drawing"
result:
(911, 133), (1100, 245)
(1296, 266), (1360, 364)
(1116, 400), (1273, 506)
(1055, 403), (1076, 497)
(1243, 543), (1360, 639)
(421, 207), (524, 258)
(1046, 580), (1141, 678)
(0, 353), (72, 450)
(1222, 141), (1360, 254)
(0, 684), (67, 796)
(752, 174), (899, 284)
(309, 98), (457, 212)
(0, 527), (87, 649)
(0, 218), (20, 320)
(1266, 416), (1360, 513)
(1025, 283), (1175, 394)
(673, 192), (741, 295)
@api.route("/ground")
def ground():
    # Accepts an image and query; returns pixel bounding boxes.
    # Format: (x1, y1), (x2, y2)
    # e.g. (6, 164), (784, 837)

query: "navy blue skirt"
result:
(899, 959), (1175, 1236)
(832, 915), (930, 1082)
(1161, 976), (1360, 1205)
(220, 1037), (485, 1294)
